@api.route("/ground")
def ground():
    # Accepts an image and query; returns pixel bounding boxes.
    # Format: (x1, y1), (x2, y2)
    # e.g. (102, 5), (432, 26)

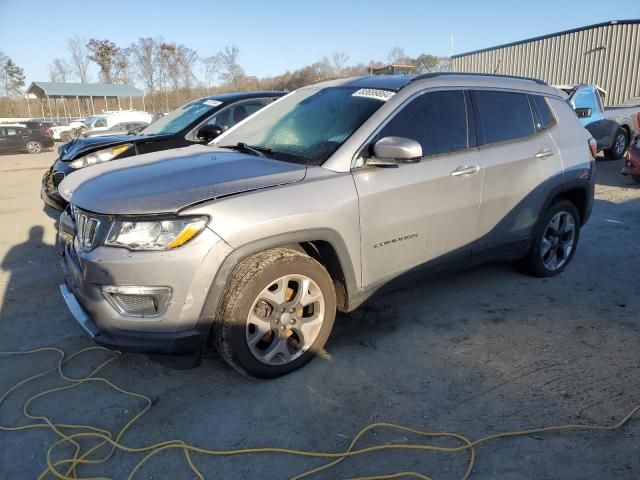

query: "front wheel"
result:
(26, 141), (43, 154)
(605, 129), (628, 160)
(519, 200), (580, 277)
(212, 248), (336, 378)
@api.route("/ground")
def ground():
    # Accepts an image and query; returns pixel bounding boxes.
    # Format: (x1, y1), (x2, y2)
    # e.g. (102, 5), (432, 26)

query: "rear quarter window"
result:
(472, 90), (535, 145)
(530, 95), (555, 131)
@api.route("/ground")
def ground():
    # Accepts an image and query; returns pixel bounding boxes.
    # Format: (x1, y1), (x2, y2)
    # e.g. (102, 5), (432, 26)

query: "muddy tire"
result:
(212, 248), (336, 379)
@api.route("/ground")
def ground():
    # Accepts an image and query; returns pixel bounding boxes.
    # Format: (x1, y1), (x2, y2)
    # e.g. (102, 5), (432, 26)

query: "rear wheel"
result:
(605, 129), (628, 160)
(212, 248), (336, 378)
(519, 200), (580, 277)
(26, 141), (42, 154)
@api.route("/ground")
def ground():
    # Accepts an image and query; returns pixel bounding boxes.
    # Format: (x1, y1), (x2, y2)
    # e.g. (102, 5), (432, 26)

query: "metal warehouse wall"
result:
(451, 22), (640, 105)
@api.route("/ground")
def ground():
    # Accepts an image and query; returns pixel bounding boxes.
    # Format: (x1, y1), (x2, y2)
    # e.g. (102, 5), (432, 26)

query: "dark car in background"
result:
(0, 125), (54, 154)
(41, 91), (286, 210)
(22, 121), (58, 131)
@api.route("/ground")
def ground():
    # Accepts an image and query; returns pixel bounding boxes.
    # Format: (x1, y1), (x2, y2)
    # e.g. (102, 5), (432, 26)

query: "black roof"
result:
(199, 91), (287, 103)
(411, 72), (548, 85)
(341, 75), (416, 92)
(452, 19), (640, 59)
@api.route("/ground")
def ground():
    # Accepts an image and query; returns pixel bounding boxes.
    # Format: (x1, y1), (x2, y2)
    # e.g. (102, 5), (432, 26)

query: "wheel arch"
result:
(198, 229), (359, 334)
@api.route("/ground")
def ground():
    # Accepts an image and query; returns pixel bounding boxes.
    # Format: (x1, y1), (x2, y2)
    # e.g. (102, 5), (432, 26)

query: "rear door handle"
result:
(535, 149), (555, 158)
(451, 165), (480, 177)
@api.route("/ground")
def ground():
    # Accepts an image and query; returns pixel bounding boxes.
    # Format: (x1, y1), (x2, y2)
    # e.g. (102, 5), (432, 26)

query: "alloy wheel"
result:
(26, 141), (41, 153)
(246, 274), (325, 366)
(541, 211), (576, 271)
(614, 133), (626, 157)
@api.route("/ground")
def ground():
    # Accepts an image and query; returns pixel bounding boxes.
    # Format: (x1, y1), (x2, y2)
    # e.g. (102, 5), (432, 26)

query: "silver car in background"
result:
(58, 74), (595, 378)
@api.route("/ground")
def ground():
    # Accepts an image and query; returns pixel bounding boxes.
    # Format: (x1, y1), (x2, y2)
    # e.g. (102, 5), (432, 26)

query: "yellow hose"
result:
(1, 346), (638, 479)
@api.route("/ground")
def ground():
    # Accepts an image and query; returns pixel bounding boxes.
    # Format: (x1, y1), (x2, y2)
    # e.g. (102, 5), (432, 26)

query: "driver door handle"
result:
(450, 165), (480, 177)
(535, 149), (555, 158)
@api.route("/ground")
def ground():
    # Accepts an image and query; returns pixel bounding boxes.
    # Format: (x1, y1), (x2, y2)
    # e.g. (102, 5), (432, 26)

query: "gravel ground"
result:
(0, 150), (639, 479)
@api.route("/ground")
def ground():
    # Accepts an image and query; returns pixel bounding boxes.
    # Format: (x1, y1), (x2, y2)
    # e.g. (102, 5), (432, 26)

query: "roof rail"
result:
(411, 72), (548, 86)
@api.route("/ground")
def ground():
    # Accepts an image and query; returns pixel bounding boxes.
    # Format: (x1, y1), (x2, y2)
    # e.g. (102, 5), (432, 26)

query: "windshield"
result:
(140, 99), (220, 135)
(215, 87), (388, 165)
(82, 116), (101, 128)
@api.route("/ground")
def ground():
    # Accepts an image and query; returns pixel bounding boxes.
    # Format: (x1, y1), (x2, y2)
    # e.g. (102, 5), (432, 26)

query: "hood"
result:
(59, 144), (307, 215)
(59, 133), (172, 161)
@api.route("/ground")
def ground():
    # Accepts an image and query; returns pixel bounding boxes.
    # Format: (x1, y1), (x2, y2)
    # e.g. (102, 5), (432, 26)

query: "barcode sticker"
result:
(352, 88), (395, 102)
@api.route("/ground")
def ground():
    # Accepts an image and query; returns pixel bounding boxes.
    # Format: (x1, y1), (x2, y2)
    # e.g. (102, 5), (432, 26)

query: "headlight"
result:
(69, 144), (132, 168)
(105, 216), (208, 251)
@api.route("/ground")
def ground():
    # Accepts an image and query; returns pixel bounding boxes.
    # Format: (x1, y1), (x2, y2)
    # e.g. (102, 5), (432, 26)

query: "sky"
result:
(0, 0), (638, 87)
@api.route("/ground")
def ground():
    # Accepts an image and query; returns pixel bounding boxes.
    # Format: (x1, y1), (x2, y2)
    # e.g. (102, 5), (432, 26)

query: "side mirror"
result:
(196, 124), (223, 142)
(575, 107), (592, 118)
(367, 136), (423, 167)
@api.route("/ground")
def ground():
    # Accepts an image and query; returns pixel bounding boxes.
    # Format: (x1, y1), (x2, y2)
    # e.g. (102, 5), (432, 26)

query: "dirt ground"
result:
(1, 150), (639, 480)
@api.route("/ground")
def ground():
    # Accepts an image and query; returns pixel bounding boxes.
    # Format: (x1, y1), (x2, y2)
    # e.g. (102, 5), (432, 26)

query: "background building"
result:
(451, 20), (639, 105)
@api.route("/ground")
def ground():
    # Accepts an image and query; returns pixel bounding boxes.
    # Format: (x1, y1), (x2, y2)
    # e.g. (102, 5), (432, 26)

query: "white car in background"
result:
(52, 111), (152, 141)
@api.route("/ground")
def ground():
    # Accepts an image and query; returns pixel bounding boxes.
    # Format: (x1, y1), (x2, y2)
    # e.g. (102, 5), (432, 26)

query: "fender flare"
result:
(196, 228), (359, 332)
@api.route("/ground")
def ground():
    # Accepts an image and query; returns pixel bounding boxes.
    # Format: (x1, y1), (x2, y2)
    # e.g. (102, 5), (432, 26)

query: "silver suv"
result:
(58, 74), (595, 378)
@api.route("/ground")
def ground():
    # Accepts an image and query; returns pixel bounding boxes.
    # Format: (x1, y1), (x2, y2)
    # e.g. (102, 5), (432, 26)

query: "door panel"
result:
(354, 148), (484, 286)
(475, 131), (561, 248)
(471, 90), (563, 252)
(353, 89), (483, 287)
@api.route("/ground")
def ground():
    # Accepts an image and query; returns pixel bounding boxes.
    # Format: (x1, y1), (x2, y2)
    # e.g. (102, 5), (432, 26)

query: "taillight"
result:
(588, 137), (597, 159)
(45, 128), (53, 137)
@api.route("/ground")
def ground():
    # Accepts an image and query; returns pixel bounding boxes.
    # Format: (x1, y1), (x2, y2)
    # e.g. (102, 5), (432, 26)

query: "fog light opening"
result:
(101, 286), (172, 318)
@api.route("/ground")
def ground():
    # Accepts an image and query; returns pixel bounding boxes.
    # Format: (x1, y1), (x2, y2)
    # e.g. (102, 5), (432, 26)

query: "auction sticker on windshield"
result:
(352, 89), (396, 102)
(203, 99), (223, 107)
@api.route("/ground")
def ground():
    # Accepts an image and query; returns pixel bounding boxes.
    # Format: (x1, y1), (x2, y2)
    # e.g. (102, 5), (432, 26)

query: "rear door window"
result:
(376, 90), (469, 156)
(472, 90), (534, 145)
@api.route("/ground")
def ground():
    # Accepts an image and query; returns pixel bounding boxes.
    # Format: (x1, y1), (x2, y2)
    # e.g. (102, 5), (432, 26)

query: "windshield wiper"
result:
(220, 142), (272, 157)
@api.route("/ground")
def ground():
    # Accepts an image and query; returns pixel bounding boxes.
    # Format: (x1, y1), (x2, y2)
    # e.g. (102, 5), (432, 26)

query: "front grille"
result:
(52, 171), (65, 187)
(72, 206), (101, 250)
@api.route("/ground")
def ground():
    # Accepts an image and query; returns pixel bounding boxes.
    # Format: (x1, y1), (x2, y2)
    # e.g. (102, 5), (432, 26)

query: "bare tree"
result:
(0, 55), (25, 116)
(87, 39), (121, 83)
(220, 46), (245, 88)
(68, 36), (91, 82)
(157, 42), (175, 110)
(201, 53), (222, 94)
(48, 58), (71, 82)
(114, 47), (135, 85)
(331, 51), (349, 76)
(178, 46), (198, 95)
(132, 37), (157, 110)
(387, 47), (408, 64)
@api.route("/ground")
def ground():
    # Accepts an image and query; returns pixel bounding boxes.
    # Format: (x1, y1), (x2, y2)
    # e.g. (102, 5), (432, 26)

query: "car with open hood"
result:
(57, 74), (595, 378)
(41, 91), (285, 210)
